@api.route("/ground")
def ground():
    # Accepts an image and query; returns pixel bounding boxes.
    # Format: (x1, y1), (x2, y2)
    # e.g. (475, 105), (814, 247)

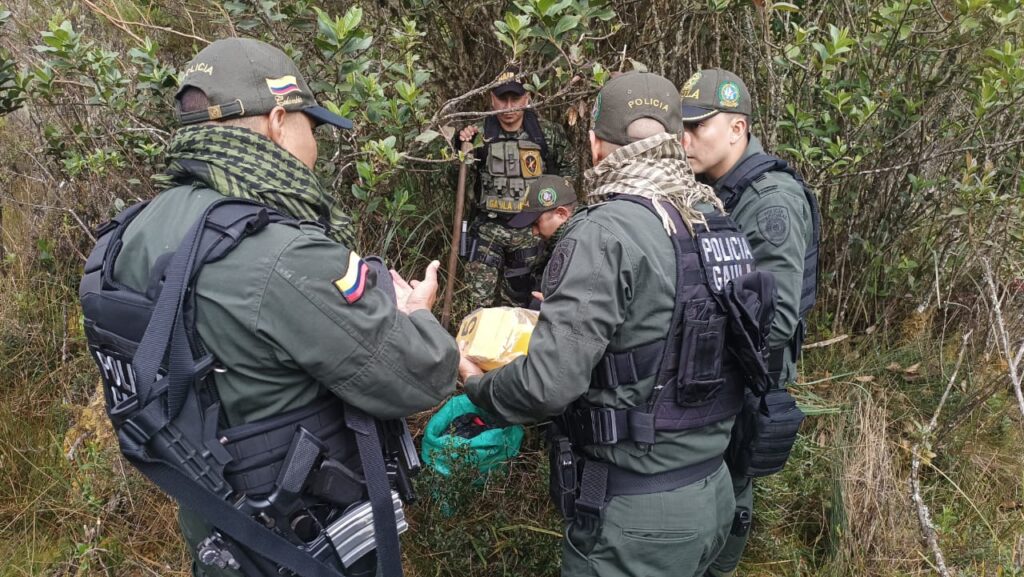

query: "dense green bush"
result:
(2, 0), (1024, 575)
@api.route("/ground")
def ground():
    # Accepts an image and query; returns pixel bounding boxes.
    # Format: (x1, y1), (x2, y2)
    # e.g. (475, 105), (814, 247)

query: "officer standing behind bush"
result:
(459, 71), (763, 577)
(99, 38), (458, 576)
(457, 66), (577, 308)
(680, 68), (820, 577)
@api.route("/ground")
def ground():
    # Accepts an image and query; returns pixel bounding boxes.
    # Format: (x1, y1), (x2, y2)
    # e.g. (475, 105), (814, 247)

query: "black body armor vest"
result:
(79, 198), (417, 577)
(560, 196), (777, 449)
(714, 152), (820, 324)
(550, 196), (779, 519)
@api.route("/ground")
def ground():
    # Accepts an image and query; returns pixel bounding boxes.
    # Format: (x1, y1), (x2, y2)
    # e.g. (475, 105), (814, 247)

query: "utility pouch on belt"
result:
(547, 425), (579, 520)
(726, 388), (805, 478)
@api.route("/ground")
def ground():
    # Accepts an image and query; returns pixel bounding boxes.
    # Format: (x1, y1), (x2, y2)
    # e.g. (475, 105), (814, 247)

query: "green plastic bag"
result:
(420, 394), (524, 476)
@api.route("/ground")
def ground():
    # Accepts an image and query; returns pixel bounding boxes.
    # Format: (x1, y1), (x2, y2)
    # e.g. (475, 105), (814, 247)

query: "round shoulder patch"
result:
(756, 206), (790, 247)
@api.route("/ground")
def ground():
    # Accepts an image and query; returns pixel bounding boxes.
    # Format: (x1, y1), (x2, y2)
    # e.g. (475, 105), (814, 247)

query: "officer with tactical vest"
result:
(459, 71), (779, 577)
(458, 65), (577, 308)
(79, 38), (458, 577)
(680, 68), (820, 577)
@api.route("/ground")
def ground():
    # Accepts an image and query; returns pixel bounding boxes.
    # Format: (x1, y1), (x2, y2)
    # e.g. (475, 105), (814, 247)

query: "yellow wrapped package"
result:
(456, 307), (539, 371)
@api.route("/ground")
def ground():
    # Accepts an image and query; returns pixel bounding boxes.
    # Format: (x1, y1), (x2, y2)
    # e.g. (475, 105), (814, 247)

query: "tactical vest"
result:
(550, 196), (777, 518)
(715, 152), (820, 325)
(475, 110), (552, 214)
(79, 198), (416, 577)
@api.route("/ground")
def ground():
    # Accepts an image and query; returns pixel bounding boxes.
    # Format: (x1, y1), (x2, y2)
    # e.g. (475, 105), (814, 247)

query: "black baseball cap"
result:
(492, 65), (526, 96)
(175, 38), (352, 129)
(680, 68), (752, 122)
(507, 175), (577, 228)
(591, 71), (683, 145)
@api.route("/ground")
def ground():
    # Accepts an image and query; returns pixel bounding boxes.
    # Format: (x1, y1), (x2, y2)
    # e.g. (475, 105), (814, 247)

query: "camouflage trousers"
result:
(464, 215), (544, 308)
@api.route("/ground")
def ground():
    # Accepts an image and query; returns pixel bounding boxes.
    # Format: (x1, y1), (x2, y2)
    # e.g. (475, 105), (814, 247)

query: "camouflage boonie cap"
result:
(175, 38), (352, 129)
(680, 68), (752, 121)
(507, 175), (577, 229)
(592, 71), (683, 145)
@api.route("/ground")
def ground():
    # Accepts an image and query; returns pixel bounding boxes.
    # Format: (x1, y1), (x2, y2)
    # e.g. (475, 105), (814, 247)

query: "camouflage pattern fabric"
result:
(465, 217), (543, 307)
(152, 124), (355, 246)
(462, 115), (577, 308)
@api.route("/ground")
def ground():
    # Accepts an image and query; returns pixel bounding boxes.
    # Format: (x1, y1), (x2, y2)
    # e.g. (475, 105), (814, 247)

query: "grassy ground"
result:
(2, 241), (1022, 577)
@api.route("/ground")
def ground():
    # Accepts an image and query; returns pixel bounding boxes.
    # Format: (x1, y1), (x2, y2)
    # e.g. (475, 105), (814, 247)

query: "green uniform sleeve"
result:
(732, 174), (810, 349)
(258, 230), (458, 419)
(464, 217), (632, 423)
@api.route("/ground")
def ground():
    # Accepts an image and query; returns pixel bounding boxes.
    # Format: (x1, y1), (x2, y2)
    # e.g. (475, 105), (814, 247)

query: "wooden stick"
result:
(441, 141), (473, 328)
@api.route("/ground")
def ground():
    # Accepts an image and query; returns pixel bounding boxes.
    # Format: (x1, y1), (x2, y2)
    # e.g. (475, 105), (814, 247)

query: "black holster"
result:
(547, 423), (579, 520)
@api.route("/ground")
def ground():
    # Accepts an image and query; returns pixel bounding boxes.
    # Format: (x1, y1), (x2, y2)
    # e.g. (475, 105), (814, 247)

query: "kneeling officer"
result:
(79, 38), (457, 576)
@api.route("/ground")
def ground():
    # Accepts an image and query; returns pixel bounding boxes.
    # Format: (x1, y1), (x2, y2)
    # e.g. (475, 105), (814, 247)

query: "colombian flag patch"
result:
(265, 75), (301, 96)
(333, 252), (369, 304)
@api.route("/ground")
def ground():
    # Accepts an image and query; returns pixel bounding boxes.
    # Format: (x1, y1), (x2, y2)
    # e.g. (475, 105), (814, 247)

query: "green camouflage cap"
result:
(679, 68), (751, 122)
(507, 175), (577, 228)
(174, 38), (352, 129)
(591, 71), (683, 145)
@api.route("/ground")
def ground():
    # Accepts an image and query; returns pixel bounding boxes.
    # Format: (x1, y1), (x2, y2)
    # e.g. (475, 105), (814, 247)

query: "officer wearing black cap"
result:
(459, 71), (772, 577)
(506, 175), (578, 306)
(680, 68), (820, 577)
(506, 174), (578, 240)
(457, 65), (577, 309)
(80, 37), (458, 576)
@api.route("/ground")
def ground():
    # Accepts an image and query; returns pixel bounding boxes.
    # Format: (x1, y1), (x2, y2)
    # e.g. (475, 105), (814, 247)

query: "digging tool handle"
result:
(441, 141), (473, 328)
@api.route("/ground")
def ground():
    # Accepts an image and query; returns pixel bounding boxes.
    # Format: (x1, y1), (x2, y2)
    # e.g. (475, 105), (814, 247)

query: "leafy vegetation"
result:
(2, 0), (1024, 575)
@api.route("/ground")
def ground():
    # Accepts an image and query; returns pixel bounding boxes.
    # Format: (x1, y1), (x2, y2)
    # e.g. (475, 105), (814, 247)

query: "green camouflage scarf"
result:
(152, 124), (355, 246)
(584, 132), (723, 235)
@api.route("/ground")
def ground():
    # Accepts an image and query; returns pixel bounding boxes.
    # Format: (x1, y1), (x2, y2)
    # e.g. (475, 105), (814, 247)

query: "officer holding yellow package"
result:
(459, 71), (778, 577)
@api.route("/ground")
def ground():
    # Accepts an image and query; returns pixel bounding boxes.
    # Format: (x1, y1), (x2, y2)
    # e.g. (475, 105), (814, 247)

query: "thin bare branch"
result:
(982, 258), (1024, 419)
(909, 329), (971, 577)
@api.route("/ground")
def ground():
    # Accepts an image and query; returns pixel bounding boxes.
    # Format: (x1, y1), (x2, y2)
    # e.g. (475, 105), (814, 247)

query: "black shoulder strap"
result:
(716, 152), (786, 211)
(521, 109), (551, 167)
(117, 199), (353, 577)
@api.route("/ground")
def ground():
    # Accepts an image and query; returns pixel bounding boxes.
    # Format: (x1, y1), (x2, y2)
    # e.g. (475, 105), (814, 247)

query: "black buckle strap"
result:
(565, 407), (656, 446)
(592, 340), (664, 389)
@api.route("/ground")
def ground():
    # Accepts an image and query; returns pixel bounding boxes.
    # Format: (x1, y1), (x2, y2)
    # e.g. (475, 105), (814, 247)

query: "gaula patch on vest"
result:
(757, 206), (790, 247)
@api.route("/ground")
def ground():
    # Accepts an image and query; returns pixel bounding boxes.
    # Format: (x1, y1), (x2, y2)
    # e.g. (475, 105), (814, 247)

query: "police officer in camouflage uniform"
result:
(109, 38), (459, 576)
(680, 68), (819, 577)
(460, 72), (756, 577)
(458, 66), (577, 307)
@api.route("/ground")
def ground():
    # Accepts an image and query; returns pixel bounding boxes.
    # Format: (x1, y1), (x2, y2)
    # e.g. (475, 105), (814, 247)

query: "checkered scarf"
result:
(152, 124), (355, 246)
(584, 132), (723, 235)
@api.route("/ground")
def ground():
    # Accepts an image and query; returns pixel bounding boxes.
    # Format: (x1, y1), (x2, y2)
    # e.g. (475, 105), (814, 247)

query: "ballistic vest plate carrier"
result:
(79, 198), (414, 577)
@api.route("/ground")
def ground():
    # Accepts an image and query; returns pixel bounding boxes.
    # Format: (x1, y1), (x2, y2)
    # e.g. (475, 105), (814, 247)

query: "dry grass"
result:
(833, 390), (918, 575)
